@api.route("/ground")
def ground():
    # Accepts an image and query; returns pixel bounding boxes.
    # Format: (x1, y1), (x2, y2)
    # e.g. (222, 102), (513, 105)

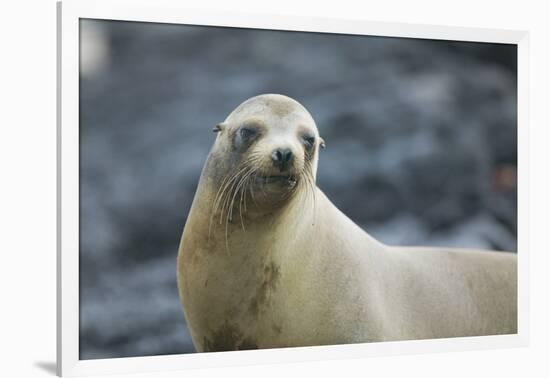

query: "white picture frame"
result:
(57, 0), (530, 376)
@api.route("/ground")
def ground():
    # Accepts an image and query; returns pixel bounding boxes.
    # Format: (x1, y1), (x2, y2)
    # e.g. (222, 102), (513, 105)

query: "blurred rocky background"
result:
(79, 19), (517, 359)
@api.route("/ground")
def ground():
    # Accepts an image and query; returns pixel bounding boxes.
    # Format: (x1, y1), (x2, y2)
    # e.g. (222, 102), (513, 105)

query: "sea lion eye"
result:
(302, 135), (315, 149)
(234, 126), (259, 150)
(239, 127), (257, 140)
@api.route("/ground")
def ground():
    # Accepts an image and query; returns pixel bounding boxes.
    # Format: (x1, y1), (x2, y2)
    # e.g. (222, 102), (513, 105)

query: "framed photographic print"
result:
(57, 0), (529, 376)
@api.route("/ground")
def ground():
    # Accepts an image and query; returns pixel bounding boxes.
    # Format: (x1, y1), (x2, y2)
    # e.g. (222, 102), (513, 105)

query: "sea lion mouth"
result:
(254, 175), (297, 187)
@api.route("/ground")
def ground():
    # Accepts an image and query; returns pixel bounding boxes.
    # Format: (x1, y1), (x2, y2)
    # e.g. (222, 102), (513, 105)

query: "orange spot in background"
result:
(493, 165), (517, 191)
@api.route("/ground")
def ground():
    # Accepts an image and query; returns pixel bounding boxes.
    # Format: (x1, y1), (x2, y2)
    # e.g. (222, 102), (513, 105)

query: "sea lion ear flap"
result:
(319, 137), (326, 149)
(212, 123), (226, 133)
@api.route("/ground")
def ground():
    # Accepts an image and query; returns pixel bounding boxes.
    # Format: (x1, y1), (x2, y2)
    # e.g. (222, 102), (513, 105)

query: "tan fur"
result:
(177, 94), (517, 352)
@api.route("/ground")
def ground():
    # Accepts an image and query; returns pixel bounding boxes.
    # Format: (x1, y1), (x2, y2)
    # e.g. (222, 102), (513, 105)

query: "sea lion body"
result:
(177, 94), (517, 352)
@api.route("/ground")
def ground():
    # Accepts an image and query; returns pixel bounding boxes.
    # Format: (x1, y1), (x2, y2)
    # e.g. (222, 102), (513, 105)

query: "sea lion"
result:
(177, 93), (517, 352)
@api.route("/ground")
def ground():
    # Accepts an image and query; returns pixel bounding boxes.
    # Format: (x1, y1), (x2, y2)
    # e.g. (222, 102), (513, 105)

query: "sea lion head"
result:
(207, 94), (325, 214)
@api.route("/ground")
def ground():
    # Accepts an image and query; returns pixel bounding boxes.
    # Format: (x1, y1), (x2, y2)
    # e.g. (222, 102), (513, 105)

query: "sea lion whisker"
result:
(209, 170), (242, 238)
(218, 165), (252, 225)
(222, 167), (253, 253)
(238, 167), (258, 229)
(229, 166), (256, 218)
(223, 169), (247, 223)
(301, 162), (316, 223)
(249, 172), (259, 206)
(232, 168), (255, 230)
(211, 164), (252, 230)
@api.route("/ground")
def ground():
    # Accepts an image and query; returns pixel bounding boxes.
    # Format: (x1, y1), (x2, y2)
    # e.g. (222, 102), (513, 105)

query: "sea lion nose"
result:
(271, 148), (293, 172)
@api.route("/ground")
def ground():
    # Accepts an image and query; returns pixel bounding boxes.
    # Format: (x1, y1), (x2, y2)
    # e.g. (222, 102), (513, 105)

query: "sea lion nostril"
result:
(272, 149), (282, 162)
(271, 148), (293, 171)
(282, 149), (292, 163)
